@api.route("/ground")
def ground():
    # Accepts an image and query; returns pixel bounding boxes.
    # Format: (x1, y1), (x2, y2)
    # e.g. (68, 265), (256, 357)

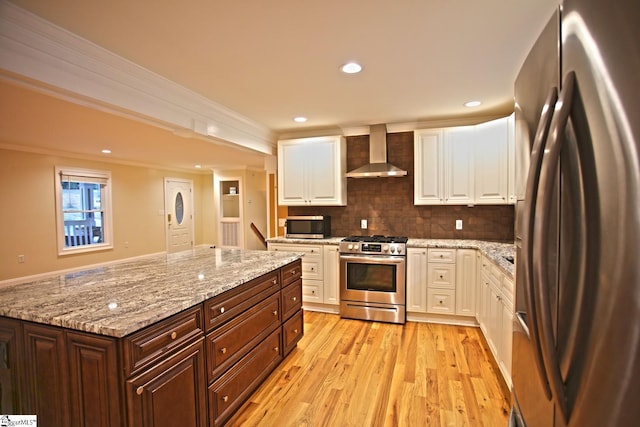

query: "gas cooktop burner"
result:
(342, 235), (408, 244)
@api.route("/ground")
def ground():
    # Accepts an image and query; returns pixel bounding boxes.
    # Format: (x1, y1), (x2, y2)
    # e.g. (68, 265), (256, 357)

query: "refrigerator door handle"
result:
(533, 71), (577, 424)
(520, 86), (559, 401)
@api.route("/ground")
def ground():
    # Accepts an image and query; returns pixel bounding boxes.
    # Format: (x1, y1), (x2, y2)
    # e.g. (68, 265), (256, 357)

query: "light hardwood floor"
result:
(226, 312), (510, 426)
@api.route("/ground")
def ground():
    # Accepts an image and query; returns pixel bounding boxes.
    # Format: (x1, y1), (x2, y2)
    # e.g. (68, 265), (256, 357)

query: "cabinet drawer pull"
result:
(170, 331), (177, 340)
(219, 307), (225, 314)
(220, 347), (227, 354)
(292, 296), (297, 302)
(273, 310), (278, 316)
(136, 386), (144, 395)
(222, 395), (229, 402)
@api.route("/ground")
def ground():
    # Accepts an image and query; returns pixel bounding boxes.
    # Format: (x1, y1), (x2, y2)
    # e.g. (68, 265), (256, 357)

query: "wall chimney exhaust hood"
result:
(345, 124), (408, 178)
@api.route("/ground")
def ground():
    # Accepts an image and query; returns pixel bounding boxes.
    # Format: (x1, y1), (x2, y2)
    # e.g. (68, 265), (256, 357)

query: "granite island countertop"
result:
(0, 247), (302, 338)
(267, 237), (515, 278)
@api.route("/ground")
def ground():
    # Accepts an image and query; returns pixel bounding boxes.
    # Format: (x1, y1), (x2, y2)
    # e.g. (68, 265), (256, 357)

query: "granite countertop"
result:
(267, 236), (515, 278)
(0, 247), (302, 338)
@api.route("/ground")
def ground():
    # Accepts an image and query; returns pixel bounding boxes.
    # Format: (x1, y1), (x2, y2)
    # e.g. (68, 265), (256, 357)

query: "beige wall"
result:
(0, 148), (216, 281)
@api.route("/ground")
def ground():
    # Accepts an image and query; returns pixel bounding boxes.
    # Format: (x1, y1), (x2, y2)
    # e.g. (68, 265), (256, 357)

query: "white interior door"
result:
(165, 178), (194, 253)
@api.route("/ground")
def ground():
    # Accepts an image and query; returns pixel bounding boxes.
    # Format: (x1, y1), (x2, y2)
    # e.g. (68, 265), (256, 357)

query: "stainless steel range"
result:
(339, 235), (407, 324)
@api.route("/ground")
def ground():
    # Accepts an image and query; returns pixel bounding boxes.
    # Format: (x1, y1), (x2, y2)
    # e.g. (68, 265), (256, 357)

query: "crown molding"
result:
(0, 0), (276, 155)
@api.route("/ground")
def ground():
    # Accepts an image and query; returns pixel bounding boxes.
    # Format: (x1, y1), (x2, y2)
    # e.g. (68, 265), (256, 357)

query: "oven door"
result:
(339, 254), (406, 306)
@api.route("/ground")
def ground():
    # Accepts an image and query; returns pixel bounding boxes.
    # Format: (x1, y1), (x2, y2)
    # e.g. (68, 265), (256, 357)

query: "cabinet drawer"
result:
(427, 289), (456, 314)
(281, 259), (302, 287)
(123, 306), (204, 377)
(502, 275), (514, 306)
(302, 280), (323, 303)
(208, 329), (282, 427)
(302, 258), (323, 280)
(281, 279), (302, 321)
(282, 309), (304, 356)
(204, 271), (279, 332)
(206, 293), (281, 383)
(428, 248), (456, 263)
(427, 263), (456, 289)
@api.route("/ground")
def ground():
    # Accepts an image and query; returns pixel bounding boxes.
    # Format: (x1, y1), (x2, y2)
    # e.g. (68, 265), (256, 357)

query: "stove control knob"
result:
(396, 246), (403, 254)
(348, 244), (354, 250)
(382, 244), (390, 252)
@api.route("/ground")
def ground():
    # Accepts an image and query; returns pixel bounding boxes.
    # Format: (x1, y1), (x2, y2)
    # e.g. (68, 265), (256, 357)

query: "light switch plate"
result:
(456, 219), (463, 230)
(361, 219), (367, 229)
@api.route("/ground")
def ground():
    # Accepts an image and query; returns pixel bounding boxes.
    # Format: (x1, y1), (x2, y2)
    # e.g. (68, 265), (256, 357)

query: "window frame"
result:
(55, 166), (113, 255)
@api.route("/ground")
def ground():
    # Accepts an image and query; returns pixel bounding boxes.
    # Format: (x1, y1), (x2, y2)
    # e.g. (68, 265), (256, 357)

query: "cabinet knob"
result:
(220, 347), (227, 354)
(439, 275), (444, 279)
(291, 270), (296, 275)
(273, 310), (278, 316)
(222, 395), (229, 402)
(136, 386), (144, 395)
(292, 296), (297, 302)
(293, 329), (299, 334)
(439, 254), (444, 258)
(170, 331), (177, 340)
(219, 307), (225, 314)
(439, 300), (443, 304)
(274, 346), (279, 352)
(311, 290), (315, 295)
(272, 279), (277, 284)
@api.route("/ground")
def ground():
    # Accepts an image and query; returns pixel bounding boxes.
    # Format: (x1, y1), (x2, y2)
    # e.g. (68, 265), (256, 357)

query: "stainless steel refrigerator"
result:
(510, 0), (640, 426)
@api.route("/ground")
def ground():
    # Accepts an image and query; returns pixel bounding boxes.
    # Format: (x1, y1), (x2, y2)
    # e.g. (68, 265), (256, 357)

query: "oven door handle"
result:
(339, 254), (406, 264)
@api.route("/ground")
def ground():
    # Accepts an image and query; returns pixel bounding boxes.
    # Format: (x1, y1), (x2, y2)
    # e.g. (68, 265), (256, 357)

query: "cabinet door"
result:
(322, 245), (340, 305)
(0, 318), (23, 414)
(126, 339), (207, 427)
(67, 332), (122, 427)
(445, 127), (475, 204)
(455, 249), (477, 316)
(500, 300), (513, 386)
(507, 113), (517, 204)
(406, 249), (428, 312)
(277, 136), (346, 206)
(475, 117), (508, 204)
(277, 143), (307, 205)
(23, 323), (71, 426)
(307, 140), (339, 204)
(414, 130), (444, 204)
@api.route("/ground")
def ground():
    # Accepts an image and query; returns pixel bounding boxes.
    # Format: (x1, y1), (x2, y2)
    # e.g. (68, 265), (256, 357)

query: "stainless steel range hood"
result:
(346, 124), (408, 178)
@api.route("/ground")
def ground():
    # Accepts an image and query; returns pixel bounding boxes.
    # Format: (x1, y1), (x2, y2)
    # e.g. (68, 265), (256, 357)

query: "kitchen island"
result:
(0, 247), (304, 427)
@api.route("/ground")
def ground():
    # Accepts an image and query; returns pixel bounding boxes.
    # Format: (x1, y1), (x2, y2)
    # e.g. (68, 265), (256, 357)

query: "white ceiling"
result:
(1, 0), (558, 171)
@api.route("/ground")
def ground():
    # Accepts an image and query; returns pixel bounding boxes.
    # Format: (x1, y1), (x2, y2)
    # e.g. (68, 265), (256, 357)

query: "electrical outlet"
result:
(18, 255), (25, 263)
(278, 218), (286, 227)
(361, 219), (368, 229)
(456, 219), (463, 230)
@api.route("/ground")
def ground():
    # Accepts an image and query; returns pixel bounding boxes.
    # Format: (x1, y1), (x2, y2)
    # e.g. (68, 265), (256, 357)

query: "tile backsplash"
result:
(288, 131), (514, 242)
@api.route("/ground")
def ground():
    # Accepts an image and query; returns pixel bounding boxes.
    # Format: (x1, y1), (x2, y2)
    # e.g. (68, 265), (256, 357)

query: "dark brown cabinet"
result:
(126, 339), (207, 427)
(0, 318), (23, 414)
(23, 322), (71, 427)
(0, 259), (303, 427)
(66, 331), (122, 427)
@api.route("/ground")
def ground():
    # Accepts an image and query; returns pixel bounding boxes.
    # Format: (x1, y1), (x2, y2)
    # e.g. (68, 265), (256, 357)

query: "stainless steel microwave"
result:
(285, 216), (331, 239)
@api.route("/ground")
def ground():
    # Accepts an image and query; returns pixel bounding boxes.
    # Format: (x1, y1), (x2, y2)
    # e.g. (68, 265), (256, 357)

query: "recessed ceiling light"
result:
(194, 164), (202, 169)
(464, 100), (482, 107)
(293, 116), (307, 123)
(101, 149), (111, 154)
(341, 62), (362, 74)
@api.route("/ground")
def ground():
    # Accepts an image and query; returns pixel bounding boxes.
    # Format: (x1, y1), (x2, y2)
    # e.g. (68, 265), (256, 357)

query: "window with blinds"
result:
(55, 167), (113, 254)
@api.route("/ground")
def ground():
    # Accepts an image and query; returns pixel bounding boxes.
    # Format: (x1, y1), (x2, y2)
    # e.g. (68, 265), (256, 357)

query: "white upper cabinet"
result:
(414, 116), (513, 205)
(445, 126), (475, 204)
(414, 129), (444, 204)
(507, 113), (517, 204)
(277, 135), (346, 206)
(475, 117), (509, 204)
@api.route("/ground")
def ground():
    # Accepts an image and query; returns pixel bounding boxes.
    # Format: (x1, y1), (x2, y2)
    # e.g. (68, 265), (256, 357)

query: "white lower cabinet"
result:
(322, 245), (340, 306)
(406, 248), (428, 312)
(267, 242), (339, 311)
(477, 254), (514, 387)
(406, 248), (476, 319)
